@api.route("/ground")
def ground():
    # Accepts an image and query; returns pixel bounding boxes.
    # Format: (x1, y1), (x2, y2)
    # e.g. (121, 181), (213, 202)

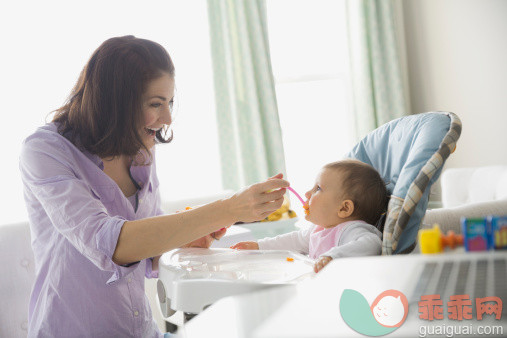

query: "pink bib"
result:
(308, 221), (355, 259)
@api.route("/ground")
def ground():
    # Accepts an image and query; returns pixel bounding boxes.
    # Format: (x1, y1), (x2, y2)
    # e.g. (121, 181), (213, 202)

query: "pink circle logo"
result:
(370, 289), (409, 328)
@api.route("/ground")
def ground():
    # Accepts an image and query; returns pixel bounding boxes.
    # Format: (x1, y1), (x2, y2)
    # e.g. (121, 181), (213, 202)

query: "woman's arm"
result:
(113, 177), (289, 265)
(20, 134), (289, 268)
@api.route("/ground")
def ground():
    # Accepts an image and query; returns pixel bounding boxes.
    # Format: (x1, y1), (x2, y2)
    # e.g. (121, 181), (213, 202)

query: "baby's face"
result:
(304, 168), (345, 227)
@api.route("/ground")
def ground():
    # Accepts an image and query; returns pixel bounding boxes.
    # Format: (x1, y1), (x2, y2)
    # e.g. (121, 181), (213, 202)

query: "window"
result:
(1, 0), (222, 224)
(267, 0), (355, 207)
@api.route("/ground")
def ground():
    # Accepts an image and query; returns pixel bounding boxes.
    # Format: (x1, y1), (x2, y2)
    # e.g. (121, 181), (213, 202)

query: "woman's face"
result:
(141, 73), (175, 149)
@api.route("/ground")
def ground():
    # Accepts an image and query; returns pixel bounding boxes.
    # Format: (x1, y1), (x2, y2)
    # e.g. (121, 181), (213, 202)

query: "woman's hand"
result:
(114, 175), (288, 264)
(230, 241), (259, 250)
(182, 227), (228, 248)
(314, 256), (333, 273)
(226, 173), (289, 223)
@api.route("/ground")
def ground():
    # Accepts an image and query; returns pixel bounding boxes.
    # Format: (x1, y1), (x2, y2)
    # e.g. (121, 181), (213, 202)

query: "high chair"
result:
(157, 111), (462, 321)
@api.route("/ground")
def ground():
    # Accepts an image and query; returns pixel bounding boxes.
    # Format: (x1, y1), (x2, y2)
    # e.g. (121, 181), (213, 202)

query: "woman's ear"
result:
(338, 200), (354, 218)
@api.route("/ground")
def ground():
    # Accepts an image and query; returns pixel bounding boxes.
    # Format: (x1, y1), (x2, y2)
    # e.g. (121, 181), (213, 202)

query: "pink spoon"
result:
(287, 187), (307, 207)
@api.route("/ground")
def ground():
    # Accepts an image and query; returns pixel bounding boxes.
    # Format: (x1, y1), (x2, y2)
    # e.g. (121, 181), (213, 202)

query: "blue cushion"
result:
(345, 112), (459, 253)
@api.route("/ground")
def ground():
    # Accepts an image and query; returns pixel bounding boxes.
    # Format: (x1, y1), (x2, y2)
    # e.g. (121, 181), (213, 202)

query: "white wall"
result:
(402, 0), (507, 170)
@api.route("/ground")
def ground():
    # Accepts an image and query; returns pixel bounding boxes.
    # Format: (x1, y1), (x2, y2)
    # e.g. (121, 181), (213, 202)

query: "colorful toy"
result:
(461, 218), (492, 251)
(419, 225), (442, 254)
(286, 257), (294, 262)
(489, 216), (507, 250)
(441, 230), (463, 250)
(418, 224), (464, 254)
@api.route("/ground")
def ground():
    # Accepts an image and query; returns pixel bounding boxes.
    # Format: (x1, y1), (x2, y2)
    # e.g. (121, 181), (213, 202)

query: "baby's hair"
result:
(324, 159), (388, 226)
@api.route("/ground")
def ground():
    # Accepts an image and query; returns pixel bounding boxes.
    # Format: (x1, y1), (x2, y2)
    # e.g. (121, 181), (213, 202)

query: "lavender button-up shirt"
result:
(19, 123), (164, 337)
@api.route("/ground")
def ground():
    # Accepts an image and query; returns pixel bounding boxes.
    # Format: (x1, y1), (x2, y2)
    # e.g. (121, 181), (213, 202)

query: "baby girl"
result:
(231, 159), (388, 272)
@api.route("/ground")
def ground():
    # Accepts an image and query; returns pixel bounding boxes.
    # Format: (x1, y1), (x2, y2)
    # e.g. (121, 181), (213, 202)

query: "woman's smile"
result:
(144, 126), (163, 138)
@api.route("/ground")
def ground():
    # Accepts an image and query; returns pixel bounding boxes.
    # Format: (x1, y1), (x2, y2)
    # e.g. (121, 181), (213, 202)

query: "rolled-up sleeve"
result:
(20, 137), (138, 284)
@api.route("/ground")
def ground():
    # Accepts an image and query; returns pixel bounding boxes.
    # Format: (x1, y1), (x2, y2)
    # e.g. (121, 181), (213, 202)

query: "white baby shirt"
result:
(257, 220), (382, 259)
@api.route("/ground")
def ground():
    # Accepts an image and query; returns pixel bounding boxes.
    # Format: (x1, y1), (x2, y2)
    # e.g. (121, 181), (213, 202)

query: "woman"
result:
(19, 35), (288, 337)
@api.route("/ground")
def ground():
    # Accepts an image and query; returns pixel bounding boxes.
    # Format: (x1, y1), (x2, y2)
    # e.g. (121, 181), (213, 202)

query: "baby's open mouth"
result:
(304, 203), (310, 215)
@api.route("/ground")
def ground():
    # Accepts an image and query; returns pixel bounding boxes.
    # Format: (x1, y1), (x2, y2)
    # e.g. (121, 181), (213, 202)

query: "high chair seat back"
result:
(345, 112), (462, 254)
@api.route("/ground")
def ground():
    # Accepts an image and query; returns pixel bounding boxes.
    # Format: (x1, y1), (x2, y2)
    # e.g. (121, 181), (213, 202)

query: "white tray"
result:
(157, 248), (314, 315)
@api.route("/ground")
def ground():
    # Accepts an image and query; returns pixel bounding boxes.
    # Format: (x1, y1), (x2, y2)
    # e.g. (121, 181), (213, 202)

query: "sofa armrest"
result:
(409, 199), (507, 254)
(423, 199), (507, 234)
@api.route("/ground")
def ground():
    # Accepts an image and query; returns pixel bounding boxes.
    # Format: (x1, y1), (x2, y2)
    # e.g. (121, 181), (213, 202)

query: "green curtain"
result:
(207, 0), (286, 190)
(346, 0), (409, 139)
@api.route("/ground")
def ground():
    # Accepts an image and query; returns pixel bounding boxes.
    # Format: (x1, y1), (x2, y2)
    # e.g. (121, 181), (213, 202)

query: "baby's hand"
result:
(314, 256), (332, 273)
(230, 241), (259, 250)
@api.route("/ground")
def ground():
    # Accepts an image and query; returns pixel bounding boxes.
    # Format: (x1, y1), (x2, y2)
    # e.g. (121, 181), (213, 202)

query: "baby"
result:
(231, 159), (388, 272)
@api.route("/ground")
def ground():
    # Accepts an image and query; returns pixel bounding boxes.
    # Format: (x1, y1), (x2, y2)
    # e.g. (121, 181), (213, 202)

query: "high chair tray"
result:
(157, 248), (314, 315)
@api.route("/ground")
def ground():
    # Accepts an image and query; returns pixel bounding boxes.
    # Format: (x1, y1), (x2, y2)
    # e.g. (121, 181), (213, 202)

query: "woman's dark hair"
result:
(324, 159), (389, 228)
(53, 35), (175, 160)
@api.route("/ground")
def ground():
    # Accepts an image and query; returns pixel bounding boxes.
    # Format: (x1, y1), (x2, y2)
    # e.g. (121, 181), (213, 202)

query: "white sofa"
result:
(423, 165), (507, 234)
(441, 165), (507, 208)
(0, 222), (35, 337)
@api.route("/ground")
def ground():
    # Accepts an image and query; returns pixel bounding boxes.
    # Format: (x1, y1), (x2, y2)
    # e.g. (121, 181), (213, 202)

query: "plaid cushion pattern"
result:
(382, 112), (462, 255)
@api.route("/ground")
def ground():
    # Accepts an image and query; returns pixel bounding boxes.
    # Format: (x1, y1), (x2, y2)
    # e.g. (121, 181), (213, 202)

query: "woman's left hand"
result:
(181, 227), (228, 248)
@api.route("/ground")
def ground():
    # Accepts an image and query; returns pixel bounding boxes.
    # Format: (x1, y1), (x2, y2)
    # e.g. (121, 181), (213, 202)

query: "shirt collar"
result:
(83, 151), (104, 170)
(58, 124), (104, 170)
